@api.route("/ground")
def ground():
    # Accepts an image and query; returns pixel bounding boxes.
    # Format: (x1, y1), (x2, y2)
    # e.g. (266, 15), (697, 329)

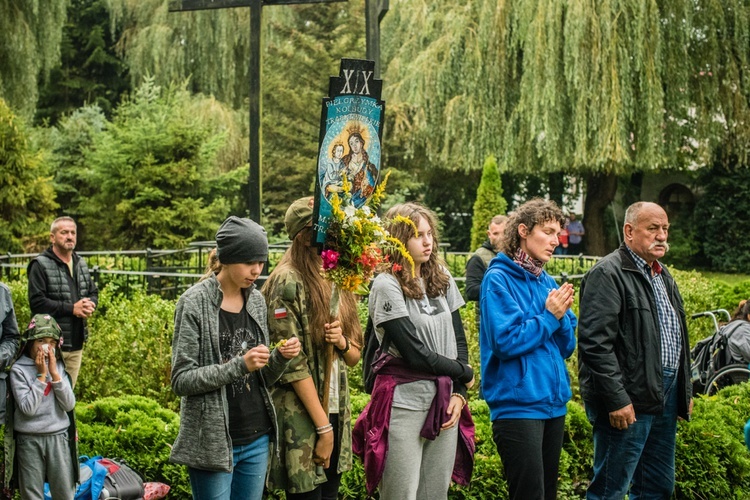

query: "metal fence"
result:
(1, 247), (599, 300)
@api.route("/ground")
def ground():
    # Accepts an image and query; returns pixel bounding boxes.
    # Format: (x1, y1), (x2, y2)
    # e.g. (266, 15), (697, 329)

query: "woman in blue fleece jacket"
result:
(479, 199), (577, 500)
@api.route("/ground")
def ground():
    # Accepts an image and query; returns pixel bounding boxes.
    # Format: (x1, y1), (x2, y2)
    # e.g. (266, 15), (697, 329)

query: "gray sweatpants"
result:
(16, 431), (75, 500)
(379, 406), (458, 500)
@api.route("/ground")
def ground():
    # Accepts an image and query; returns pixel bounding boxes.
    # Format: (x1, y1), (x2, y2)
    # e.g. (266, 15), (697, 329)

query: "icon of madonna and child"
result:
(319, 123), (380, 209)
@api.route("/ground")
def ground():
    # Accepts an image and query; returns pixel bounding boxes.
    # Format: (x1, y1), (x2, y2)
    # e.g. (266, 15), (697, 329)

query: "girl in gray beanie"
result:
(170, 216), (301, 500)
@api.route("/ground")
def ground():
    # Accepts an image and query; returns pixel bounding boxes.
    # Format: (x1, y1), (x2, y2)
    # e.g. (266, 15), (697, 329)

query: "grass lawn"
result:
(698, 270), (750, 285)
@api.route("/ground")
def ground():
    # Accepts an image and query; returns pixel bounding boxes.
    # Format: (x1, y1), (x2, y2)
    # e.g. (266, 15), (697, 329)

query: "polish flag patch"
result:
(274, 308), (287, 319)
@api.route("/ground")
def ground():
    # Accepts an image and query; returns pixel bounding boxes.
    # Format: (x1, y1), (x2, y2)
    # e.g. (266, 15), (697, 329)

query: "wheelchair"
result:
(690, 309), (750, 396)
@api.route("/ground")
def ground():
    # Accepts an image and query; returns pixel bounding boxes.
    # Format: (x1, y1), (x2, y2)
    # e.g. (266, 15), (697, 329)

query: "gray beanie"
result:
(215, 216), (268, 264)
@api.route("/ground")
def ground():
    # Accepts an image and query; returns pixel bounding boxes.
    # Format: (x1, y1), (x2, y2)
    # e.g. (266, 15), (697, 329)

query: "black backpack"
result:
(361, 317), (390, 394)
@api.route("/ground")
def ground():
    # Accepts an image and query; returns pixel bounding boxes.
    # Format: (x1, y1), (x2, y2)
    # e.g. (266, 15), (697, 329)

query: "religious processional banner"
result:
(312, 58), (385, 247)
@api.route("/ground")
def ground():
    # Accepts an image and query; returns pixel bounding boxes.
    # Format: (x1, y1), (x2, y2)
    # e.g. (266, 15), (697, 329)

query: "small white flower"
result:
(344, 205), (355, 218)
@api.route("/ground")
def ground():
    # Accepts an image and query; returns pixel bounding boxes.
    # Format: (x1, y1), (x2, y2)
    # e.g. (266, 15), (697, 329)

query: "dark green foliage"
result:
(75, 395), (189, 498)
(34, 105), (108, 245)
(80, 79), (245, 249)
(693, 165), (750, 272)
(77, 285), (177, 411)
(422, 167), (482, 252)
(0, 99), (58, 253)
(470, 155), (507, 251)
(36, 0), (130, 124)
(260, 3), (368, 235)
(5, 277), (31, 331)
(675, 384), (750, 498)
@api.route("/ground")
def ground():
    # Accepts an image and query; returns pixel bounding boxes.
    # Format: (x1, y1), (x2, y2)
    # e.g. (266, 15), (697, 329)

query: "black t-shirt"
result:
(219, 306), (273, 446)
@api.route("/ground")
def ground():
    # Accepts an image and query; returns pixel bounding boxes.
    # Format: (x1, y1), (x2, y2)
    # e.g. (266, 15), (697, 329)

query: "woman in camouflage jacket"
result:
(263, 197), (363, 499)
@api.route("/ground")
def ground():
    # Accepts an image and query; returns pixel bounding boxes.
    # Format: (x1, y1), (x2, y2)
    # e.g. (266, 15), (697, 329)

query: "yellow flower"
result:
(391, 215), (418, 238)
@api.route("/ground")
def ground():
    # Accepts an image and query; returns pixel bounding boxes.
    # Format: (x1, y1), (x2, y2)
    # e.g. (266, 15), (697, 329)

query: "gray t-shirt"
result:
(369, 271), (465, 410)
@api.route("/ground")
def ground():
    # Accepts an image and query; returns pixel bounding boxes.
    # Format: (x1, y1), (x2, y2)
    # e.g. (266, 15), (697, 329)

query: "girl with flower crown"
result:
(354, 202), (475, 500)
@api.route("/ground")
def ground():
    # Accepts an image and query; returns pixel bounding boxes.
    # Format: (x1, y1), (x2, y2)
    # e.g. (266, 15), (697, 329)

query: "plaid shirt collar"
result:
(625, 246), (662, 277)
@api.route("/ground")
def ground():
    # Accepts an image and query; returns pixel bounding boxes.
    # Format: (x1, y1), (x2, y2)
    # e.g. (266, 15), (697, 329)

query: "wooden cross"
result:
(170, 0), (389, 223)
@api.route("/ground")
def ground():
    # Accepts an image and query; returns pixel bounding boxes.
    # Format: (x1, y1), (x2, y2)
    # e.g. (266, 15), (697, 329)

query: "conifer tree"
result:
(0, 99), (58, 252)
(470, 155), (507, 251)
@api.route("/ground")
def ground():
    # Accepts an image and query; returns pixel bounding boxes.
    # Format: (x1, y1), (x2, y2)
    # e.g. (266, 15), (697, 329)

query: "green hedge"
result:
(4, 268), (750, 498)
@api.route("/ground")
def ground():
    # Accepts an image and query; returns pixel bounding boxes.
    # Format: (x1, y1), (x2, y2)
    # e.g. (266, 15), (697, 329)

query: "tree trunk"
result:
(583, 172), (619, 256)
(548, 172), (564, 207)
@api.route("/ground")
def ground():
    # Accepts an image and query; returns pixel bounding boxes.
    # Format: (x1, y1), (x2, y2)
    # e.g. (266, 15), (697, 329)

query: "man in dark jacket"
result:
(464, 215), (508, 303)
(578, 201), (692, 499)
(27, 217), (98, 388)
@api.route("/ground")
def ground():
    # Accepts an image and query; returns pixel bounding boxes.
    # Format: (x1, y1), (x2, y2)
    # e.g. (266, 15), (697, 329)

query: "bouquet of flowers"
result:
(321, 170), (412, 315)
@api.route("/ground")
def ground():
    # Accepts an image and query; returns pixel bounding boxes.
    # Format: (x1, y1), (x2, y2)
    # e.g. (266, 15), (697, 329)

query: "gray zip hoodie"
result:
(10, 356), (75, 434)
(170, 275), (291, 472)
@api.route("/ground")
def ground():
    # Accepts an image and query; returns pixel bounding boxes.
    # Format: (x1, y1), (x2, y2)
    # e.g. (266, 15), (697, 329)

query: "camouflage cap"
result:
(24, 314), (62, 342)
(284, 197), (314, 240)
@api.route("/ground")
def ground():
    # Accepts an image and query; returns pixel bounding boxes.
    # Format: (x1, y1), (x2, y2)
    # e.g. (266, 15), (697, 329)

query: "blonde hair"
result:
(383, 203), (450, 300)
(201, 248), (222, 281)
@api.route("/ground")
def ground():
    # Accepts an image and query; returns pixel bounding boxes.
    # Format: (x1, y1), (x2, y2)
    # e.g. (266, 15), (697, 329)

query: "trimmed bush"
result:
(75, 395), (189, 498)
(77, 285), (177, 411)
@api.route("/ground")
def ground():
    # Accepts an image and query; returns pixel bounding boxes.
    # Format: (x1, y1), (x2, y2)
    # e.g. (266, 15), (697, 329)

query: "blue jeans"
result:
(586, 367), (678, 500)
(188, 434), (270, 500)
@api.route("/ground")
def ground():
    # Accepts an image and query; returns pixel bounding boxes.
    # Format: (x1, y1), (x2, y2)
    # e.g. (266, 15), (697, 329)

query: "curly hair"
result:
(383, 203), (450, 299)
(501, 199), (565, 257)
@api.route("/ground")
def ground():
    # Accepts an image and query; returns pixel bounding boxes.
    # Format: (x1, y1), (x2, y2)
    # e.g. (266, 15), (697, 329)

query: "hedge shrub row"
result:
(3, 268), (750, 498)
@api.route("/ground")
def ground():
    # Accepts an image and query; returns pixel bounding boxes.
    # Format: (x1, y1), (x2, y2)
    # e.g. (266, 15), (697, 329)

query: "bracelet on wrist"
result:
(451, 392), (468, 408)
(337, 336), (351, 354)
(316, 424), (334, 435)
(36, 373), (44, 379)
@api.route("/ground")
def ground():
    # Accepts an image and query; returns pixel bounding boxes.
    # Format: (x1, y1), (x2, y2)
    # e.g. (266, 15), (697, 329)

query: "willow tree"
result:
(0, 0), (69, 117)
(107, 1), (367, 233)
(381, 0), (750, 255)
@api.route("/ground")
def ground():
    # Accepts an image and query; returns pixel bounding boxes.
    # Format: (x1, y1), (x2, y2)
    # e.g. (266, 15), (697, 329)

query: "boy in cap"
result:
(7, 314), (76, 500)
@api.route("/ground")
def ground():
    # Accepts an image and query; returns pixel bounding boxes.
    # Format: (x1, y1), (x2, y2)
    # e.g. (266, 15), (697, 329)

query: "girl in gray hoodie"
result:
(9, 313), (76, 500)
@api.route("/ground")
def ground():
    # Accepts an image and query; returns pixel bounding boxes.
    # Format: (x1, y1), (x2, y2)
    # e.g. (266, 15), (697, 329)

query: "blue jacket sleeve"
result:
(481, 274), (566, 360)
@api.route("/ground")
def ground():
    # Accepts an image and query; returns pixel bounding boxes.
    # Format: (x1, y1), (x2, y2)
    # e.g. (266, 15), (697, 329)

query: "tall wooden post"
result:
(248, 0), (263, 223)
(169, 0), (388, 223)
(366, 0), (389, 78)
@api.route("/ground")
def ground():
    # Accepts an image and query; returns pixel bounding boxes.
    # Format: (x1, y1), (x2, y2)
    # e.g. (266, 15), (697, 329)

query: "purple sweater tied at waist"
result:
(352, 356), (475, 496)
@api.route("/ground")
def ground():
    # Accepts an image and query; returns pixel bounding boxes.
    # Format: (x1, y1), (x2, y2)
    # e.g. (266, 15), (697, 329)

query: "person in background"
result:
(726, 300), (750, 363)
(27, 217), (98, 388)
(7, 314), (77, 500)
(170, 216), (301, 500)
(578, 201), (692, 499)
(263, 197), (363, 500)
(565, 213), (585, 255)
(465, 215), (508, 303)
(0, 281), (21, 424)
(355, 202), (475, 499)
(479, 199), (577, 500)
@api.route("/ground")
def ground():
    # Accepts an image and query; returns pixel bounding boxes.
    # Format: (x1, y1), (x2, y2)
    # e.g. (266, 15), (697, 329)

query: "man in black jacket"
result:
(464, 215), (508, 303)
(27, 217), (98, 388)
(578, 202), (692, 499)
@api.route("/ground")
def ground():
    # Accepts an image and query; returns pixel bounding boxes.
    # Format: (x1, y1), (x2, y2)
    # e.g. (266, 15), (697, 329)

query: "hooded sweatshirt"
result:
(10, 355), (75, 434)
(479, 252), (577, 421)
